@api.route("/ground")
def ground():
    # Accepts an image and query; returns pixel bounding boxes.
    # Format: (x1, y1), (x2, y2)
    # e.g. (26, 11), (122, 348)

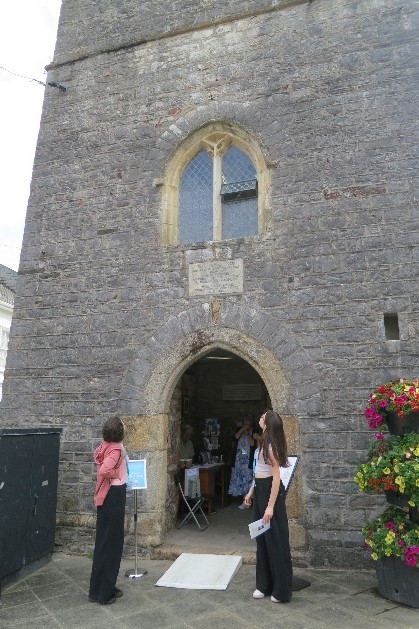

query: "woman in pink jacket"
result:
(88, 416), (128, 605)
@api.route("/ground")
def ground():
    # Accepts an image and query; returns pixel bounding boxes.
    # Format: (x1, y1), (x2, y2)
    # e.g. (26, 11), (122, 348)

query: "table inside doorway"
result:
(197, 463), (226, 516)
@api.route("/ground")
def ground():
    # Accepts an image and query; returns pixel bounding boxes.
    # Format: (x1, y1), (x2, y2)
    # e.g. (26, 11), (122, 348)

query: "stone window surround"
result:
(161, 121), (271, 246)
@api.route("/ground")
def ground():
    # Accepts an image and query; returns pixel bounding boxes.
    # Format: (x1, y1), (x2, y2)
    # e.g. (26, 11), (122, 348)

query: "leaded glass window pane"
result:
(222, 146), (256, 184)
(179, 150), (213, 244)
(223, 198), (258, 239)
(221, 146), (257, 238)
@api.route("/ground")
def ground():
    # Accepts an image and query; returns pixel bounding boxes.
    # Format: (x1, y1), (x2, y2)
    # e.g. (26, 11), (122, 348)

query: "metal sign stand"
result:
(125, 488), (147, 579)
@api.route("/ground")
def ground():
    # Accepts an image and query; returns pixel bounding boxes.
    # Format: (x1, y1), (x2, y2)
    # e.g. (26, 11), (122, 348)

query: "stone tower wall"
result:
(1, 0), (418, 566)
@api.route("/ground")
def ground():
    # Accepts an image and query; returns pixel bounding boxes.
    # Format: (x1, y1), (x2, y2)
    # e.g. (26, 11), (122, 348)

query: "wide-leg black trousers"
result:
(253, 476), (293, 602)
(89, 484), (126, 603)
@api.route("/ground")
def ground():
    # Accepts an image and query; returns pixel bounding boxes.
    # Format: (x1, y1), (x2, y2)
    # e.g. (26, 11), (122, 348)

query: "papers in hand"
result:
(248, 518), (270, 539)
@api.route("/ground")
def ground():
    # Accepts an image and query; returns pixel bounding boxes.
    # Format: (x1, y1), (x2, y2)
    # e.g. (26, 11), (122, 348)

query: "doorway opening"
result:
(179, 348), (270, 464)
(164, 348), (270, 555)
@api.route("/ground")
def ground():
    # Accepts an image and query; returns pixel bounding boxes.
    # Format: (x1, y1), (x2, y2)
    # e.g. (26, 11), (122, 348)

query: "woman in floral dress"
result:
(228, 416), (256, 508)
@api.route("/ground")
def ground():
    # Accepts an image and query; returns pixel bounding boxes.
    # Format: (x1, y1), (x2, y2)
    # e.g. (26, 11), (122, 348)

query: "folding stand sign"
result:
(125, 459), (148, 579)
(280, 455), (299, 494)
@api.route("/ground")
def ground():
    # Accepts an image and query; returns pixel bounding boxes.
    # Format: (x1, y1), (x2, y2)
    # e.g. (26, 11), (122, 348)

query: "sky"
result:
(0, 1), (62, 272)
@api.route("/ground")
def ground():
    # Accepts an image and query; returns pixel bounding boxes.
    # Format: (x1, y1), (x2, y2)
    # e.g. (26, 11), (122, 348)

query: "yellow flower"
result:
(414, 447), (419, 456)
(385, 531), (395, 544)
(354, 473), (366, 489)
(384, 548), (392, 556)
(394, 464), (400, 473)
(408, 500), (416, 507)
(383, 467), (391, 475)
(395, 476), (405, 492)
(416, 479), (419, 487)
(371, 552), (378, 561)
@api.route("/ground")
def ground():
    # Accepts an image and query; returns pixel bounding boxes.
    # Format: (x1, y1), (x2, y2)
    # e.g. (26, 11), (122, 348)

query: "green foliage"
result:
(362, 506), (419, 567)
(354, 433), (419, 506)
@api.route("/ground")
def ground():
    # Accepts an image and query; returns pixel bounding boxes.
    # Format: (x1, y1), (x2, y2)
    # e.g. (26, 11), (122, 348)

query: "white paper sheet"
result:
(248, 518), (271, 539)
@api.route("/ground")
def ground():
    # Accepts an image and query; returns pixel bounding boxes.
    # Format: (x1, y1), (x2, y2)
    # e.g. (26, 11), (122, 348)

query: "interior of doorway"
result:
(167, 348), (271, 552)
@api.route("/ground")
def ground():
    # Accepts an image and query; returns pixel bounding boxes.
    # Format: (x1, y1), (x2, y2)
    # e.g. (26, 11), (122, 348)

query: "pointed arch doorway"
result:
(121, 311), (306, 561)
(163, 347), (270, 558)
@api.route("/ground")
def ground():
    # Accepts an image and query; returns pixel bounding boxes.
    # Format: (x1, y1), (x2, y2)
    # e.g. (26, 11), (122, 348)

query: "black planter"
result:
(375, 556), (419, 607)
(385, 490), (411, 508)
(385, 411), (419, 435)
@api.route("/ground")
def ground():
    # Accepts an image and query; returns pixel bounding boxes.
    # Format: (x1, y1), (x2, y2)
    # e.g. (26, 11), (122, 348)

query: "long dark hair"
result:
(260, 410), (288, 467)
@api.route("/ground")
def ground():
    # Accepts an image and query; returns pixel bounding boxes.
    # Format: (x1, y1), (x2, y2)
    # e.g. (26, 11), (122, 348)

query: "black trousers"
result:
(253, 477), (293, 602)
(89, 484), (126, 603)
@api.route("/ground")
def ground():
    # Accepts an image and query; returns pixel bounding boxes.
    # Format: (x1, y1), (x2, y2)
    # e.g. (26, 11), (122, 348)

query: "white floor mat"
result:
(155, 553), (242, 590)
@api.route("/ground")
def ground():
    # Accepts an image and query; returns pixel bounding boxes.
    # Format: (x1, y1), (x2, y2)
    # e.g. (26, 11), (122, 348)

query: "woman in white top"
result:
(244, 410), (293, 603)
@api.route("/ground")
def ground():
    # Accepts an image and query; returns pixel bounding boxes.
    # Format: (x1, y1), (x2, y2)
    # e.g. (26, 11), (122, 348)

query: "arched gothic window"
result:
(162, 125), (270, 246)
(179, 144), (258, 243)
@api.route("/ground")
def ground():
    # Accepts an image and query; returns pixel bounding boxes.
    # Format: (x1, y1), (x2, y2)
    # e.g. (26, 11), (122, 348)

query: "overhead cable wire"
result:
(0, 65), (66, 91)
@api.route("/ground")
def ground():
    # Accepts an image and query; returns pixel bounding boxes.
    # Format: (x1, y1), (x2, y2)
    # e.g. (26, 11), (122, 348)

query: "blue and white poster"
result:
(127, 459), (147, 490)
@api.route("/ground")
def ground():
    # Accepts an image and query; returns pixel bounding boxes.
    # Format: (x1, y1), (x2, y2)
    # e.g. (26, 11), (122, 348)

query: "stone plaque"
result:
(189, 259), (243, 297)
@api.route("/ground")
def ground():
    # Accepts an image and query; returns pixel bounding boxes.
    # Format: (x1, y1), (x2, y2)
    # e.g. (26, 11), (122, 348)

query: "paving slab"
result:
(1, 554), (418, 629)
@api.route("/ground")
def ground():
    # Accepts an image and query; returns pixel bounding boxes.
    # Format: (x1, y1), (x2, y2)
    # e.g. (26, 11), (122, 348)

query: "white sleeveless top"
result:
(254, 446), (273, 478)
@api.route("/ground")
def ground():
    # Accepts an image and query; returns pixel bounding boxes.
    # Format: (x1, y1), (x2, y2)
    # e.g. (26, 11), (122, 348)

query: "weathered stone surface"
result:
(0, 0), (418, 568)
(289, 522), (307, 550)
(123, 414), (168, 451)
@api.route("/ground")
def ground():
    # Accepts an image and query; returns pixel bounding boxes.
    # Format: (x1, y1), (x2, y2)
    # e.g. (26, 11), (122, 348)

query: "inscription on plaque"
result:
(189, 259), (244, 297)
(223, 384), (262, 401)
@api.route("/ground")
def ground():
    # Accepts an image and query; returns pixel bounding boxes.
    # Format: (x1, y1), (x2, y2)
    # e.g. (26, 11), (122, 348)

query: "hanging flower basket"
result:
(385, 489), (411, 509)
(385, 411), (419, 436)
(362, 507), (419, 568)
(364, 379), (419, 435)
(354, 433), (419, 506)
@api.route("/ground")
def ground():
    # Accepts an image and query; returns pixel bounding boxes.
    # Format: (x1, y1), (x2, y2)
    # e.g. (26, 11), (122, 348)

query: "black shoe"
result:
(104, 596), (116, 605)
(114, 588), (123, 598)
(88, 595), (116, 605)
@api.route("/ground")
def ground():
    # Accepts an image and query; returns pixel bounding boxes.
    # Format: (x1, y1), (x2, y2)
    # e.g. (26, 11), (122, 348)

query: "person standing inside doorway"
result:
(244, 410), (293, 603)
(179, 424), (195, 461)
(228, 416), (255, 508)
(89, 415), (128, 605)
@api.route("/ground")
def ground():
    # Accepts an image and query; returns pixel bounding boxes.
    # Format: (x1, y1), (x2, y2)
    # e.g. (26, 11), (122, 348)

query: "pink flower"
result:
(384, 521), (395, 529)
(379, 400), (388, 408)
(367, 413), (383, 429)
(374, 432), (384, 440)
(398, 540), (405, 547)
(404, 546), (419, 567)
(404, 553), (417, 567)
